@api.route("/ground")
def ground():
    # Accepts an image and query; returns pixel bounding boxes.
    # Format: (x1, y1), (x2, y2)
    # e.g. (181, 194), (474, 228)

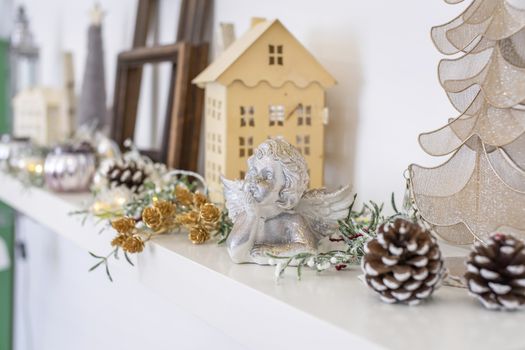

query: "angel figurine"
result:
(222, 137), (352, 265)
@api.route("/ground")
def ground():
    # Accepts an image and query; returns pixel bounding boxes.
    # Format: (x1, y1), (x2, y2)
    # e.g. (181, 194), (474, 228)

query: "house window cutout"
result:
(297, 104), (304, 126)
(239, 136), (245, 157)
(240, 171), (246, 179)
(247, 136), (254, 156)
(240, 106), (246, 127)
(240, 106), (255, 127)
(269, 45), (283, 66)
(296, 135), (310, 155)
(248, 106), (255, 126)
(209, 98), (220, 119)
(304, 135), (310, 155)
(296, 135), (303, 154)
(211, 163), (217, 182)
(269, 105), (285, 126)
(305, 106), (312, 125)
(206, 98), (212, 118)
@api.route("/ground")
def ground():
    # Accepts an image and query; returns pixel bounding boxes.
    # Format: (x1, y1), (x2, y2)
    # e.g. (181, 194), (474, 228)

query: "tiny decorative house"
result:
(13, 87), (72, 146)
(193, 18), (336, 201)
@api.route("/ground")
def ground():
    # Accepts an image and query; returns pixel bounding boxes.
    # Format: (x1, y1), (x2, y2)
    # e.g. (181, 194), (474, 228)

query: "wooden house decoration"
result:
(13, 87), (72, 146)
(193, 18), (336, 201)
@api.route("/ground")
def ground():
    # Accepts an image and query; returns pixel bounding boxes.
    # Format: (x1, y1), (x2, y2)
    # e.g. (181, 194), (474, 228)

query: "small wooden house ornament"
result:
(193, 18), (336, 201)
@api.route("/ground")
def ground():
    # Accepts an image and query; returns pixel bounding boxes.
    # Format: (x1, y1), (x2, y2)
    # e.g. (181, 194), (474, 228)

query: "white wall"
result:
(12, 0), (463, 204)
(213, 1), (462, 205)
(8, 0), (466, 349)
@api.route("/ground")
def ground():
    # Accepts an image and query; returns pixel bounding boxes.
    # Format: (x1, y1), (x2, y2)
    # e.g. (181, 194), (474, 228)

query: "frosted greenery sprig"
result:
(215, 209), (233, 244)
(271, 193), (404, 281)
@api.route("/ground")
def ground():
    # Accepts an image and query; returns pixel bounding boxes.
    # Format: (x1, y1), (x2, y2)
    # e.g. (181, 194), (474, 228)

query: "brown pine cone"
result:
(106, 161), (147, 193)
(465, 233), (525, 311)
(362, 218), (445, 305)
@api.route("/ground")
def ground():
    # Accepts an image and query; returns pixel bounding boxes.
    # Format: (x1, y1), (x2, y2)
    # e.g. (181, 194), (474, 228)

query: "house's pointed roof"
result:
(193, 19), (336, 89)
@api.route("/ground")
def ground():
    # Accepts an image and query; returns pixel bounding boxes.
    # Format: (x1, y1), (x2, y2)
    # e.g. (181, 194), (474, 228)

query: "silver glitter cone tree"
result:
(77, 4), (106, 128)
(409, 0), (525, 244)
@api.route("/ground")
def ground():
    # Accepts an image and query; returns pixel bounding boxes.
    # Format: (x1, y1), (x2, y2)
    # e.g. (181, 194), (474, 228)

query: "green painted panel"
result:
(0, 203), (14, 350)
(0, 39), (14, 350)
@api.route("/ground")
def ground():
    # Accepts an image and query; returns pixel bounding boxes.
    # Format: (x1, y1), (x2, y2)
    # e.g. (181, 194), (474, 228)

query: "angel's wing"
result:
(221, 177), (247, 221)
(296, 185), (353, 238)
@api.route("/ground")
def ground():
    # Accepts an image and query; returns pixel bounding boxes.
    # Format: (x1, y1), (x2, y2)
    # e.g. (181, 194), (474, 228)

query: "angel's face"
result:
(244, 156), (285, 206)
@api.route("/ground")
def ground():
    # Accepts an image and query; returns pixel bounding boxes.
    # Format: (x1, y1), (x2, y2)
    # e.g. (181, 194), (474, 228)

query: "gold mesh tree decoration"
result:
(409, 0), (525, 244)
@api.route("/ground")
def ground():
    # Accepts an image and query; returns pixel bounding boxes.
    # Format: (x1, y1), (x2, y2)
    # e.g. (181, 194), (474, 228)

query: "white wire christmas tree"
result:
(409, 0), (525, 244)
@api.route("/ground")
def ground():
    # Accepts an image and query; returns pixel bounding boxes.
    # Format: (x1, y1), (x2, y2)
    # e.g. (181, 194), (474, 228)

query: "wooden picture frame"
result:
(177, 0), (212, 44)
(111, 0), (211, 170)
(112, 42), (207, 169)
(132, 0), (211, 45)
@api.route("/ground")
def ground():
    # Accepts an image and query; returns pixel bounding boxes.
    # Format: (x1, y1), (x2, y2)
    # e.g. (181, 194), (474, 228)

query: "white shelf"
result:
(1, 172), (524, 350)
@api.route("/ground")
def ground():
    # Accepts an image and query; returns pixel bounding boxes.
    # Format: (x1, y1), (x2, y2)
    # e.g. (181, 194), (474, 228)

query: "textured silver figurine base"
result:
(222, 137), (352, 265)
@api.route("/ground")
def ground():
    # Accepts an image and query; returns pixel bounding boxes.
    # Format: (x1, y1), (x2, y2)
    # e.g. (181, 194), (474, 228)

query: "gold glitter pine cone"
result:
(193, 192), (208, 208)
(465, 233), (525, 311)
(111, 217), (136, 234)
(121, 235), (145, 253)
(111, 234), (127, 247)
(175, 185), (193, 206)
(189, 226), (210, 244)
(176, 211), (199, 226)
(361, 218), (445, 306)
(142, 206), (163, 231)
(200, 203), (220, 223)
(154, 200), (176, 218)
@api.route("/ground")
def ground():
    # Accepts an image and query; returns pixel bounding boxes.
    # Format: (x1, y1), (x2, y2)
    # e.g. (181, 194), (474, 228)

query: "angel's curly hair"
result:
(251, 137), (309, 209)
